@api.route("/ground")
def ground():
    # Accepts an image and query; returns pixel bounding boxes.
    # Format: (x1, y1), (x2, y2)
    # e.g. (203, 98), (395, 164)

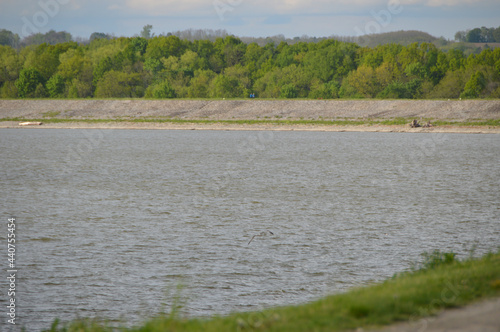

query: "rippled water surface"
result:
(1, 129), (499, 331)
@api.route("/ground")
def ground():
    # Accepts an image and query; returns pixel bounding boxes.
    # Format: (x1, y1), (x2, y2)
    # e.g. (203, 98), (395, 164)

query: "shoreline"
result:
(1, 99), (499, 133)
(1, 120), (499, 134)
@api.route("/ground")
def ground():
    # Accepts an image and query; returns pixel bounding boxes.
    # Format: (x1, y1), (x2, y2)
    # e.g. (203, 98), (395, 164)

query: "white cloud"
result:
(115, 0), (489, 18)
(2, 0), (498, 39)
(117, 0), (385, 16)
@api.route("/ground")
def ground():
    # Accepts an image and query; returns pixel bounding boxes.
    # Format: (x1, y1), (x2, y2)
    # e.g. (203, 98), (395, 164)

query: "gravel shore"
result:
(1, 99), (499, 133)
(1, 120), (499, 134)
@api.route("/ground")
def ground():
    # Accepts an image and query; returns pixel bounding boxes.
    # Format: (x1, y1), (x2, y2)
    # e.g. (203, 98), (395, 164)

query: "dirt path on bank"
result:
(366, 297), (500, 332)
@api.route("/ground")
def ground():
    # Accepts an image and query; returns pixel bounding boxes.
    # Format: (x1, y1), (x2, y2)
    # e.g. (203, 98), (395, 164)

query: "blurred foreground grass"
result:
(44, 250), (500, 332)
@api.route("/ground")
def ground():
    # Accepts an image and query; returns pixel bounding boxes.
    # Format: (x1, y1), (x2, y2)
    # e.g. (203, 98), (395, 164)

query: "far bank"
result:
(1, 99), (499, 133)
(1, 99), (499, 121)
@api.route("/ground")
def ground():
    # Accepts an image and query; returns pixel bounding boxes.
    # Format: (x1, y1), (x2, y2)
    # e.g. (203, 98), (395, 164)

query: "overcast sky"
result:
(1, 0), (499, 40)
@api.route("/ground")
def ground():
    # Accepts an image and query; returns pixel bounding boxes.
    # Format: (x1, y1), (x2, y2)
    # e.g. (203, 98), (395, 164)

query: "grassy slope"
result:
(47, 251), (500, 332)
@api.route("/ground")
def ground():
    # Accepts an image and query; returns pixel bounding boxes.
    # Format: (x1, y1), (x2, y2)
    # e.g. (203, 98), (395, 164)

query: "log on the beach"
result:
(19, 122), (42, 126)
(409, 119), (421, 128)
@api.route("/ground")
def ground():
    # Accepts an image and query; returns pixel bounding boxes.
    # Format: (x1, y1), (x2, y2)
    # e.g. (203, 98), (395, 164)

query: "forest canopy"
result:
(1, 27), (499, 99)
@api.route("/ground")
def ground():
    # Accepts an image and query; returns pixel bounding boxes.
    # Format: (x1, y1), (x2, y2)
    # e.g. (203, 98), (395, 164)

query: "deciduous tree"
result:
(15, 67), (44, 98)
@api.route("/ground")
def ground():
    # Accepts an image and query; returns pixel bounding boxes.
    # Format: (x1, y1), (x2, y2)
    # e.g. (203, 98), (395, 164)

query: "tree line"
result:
(455, 27), (500, 43)
(1, 29), (499, 100)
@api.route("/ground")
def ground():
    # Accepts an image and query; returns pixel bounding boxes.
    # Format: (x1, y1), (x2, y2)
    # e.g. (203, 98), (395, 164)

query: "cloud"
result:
(116, 0), (385, 16)
(2, 0), (499, 39)
(73, 0), (496, 24)
(119, 0), (212, 16)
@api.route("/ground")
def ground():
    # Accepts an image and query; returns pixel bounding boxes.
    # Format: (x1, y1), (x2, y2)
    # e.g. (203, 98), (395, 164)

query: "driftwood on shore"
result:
(409, 119), (432, 128)
(18, 122), (42, 126)
(409, 119), (421, 128)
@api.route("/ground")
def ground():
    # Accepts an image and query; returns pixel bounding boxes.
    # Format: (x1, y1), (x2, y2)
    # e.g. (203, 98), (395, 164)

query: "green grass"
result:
(431, 119), (500, 127)
(2, 116), (500, 127)
(43, 250), (500, 332)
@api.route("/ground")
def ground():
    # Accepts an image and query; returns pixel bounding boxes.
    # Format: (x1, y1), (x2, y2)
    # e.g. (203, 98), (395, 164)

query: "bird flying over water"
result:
(248, 230), (274, 245)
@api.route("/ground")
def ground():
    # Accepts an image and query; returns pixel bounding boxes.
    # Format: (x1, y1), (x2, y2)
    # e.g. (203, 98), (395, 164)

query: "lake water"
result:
(1, 129), (499, 331)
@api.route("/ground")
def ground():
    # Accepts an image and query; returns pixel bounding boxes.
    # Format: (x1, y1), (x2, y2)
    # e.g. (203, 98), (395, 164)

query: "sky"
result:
(1, 0), (499, 41)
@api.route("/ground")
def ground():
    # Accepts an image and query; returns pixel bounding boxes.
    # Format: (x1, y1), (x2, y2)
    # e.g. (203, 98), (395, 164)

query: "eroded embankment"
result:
(1, 99), (500, 121)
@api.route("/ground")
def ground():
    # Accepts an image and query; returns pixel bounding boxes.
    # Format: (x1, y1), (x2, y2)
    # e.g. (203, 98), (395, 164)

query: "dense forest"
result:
(1, 26), (499, 99)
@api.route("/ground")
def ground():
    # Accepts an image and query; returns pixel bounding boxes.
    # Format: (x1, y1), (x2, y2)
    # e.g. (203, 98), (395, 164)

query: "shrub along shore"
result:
(44, 250), (500, 332)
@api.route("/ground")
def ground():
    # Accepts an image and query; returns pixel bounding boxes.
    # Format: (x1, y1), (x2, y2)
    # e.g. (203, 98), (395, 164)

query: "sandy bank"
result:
(1, 99), (499, 133)
(1, 120), (499, 134)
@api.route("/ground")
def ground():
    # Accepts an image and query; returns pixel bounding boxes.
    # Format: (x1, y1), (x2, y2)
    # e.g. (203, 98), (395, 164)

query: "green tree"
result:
(223, 37), (246, 67)
(58, 48), (85, 81)
(94, 70), (142, 98)
(22, 43), (74, 81)
(375, 61), (397, 88)
(146, 80), (176, 98)
(460, 71), (486, 98)
(0, 29), (19, 48)
(454, 30), (467, 42)
(275, 42), (296, 68)
(466, 28), (482, 42)
(309, 80), (340, 99)
(253, 68), (282, 98)
(92, 56), (113, 88)
(15, 68), (44, 98)
(128, 37), (148, 57)
(46, 74), (65, 98)
(404, 62), (426, 80)
(145, 36), (183, 60)
(21, 30), (72, 46)
(210, 74), (246, 98)
(378, 79), (422, 99)
(192, 39), (215, 70)
(187, 69), (216, 98)
(345, 64), (379, 98)
(34, 83), (48, 98)
(179, 50), (200, 73)
(493, 27), (500, 43)
(0, 45), (21, 87)
(244, 43), (264, 66)
(68, 78), (92, 98)
(144, 57), (164, 76)
(89, 32), (110, 42)
(140, 25), (153, 39)
(280, 84), (298, 98)
(426, 70), (465, 99)
(224, 64), (251, 92)
(0, 81), (17, 98)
